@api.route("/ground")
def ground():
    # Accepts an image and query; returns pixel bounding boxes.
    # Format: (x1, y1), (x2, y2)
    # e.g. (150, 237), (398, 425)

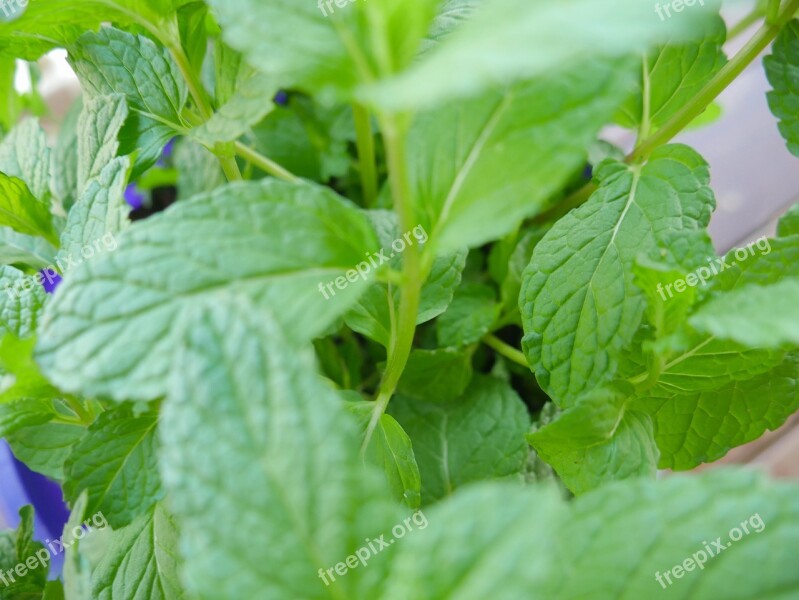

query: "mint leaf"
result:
(407, 61), (634, 252)
(77, 94), (129, 194)
(0, 268), (46, 339)
(636, 353), (799, 469)
(65, 499), (184, 600)
(350, 402), (422, 509)
(436, 282), (499, 347)
(191, 72), (278, 145)
(550, 471), (799, 598)
(690, 277), (799, 347)
(70, 27), (188, 174)
(528, 386), (658, 494)
(0, 227), (56, 270)
(390, 375), (530, 504)
(618, 16), (727, 129)
(64, 407), (162, 528)
(0, 175), (58, 245)
(367, 0), (720, 109)
(51, 97), (82, 211)
(522, 145), (715, 406)
(7, 421), (85, 481)
(206, 0), (438, 97)
(174, 140), (224, 199)
(383, 484), (561, 599)
(0, 336), (59, 403)
(0, 506), (48, 599)
(396, 348), (473, 404)
(0, 118), (51, 201)
(778, 202), (799, 237)
(159, 297), (401, 599)
(765, 19), (799, 156)
(58, 157), (129, 267)
(345, 210), (466, 347)
(36, 180), (379, 401)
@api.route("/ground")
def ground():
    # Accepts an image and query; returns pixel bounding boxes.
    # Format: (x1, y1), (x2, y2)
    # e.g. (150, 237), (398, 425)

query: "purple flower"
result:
(273, 90), (289, 106)
(124, 183), (146, 210)
(40, 269), (62, 294)
(156, 138), (177, 167)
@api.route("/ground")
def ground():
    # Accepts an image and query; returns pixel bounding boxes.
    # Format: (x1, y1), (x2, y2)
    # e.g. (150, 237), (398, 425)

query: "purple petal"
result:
(124, 183), (146, 210)
(273, 90), (289, 106)
(40, 269), (62, 294)
(156, 138), (177, 167)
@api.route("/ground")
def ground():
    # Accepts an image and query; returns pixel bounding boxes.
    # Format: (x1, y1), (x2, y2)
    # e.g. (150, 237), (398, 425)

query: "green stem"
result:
(218, 155), (243, 181)
(767, 0), (781, 25)
(538, 4), (799, 223)
(65, 396), (92, 425)
(629, 0), (799, 162)
(353, 103), (379, 207)
(234, 142), (300, 183)
(483, 334), (529, 368)
(362, 114), (422, 453)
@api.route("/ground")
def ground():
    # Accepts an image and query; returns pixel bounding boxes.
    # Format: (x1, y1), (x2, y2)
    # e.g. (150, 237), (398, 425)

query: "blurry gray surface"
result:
(676, 15), (799, 252)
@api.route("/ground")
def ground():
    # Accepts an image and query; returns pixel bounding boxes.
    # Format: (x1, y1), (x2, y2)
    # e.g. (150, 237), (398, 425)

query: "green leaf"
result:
(77, 94), (129, 194)
(765, 19), (799, 156)
(65, 500), (184, 600)
(0, 266), (46, 339)
(396, 348), (473, 403)
(0, 175), (58, 245)
(64, 407), (162, 528)
(436, 282), (499, 347)
(191, 72), (278, 145)
(57, 157), (128, 267)
(366, 0), (721, 109)
(390, 375), (530, 504)
(7, 421), (86, 481)
(349, 402), (422, 509)
(50, 97), (82, 211)
(778, 202), (799, 237)
(690, 277), (799, 347)
(383, 484), (561, 600)
(159, 297), (401, 599)
(0, 399), (54, 438)
(174, 140), (224, 199)
(0, 117), (51, 201)
(550, 471), (799, 599)
(0, 335), (60, 403)
(522, 145), (715, 406)
(0, 0), (197, 60)
(36, 180), (380, 401)
(406, 60), (635, 252)
(420, 0), (480, 54)
(0, 227), (56, 270)
(345, 210), (466, 347)
(70, 27), (188, 174)
(636, 353), (799, 469)
(206, 0), (438, 98)
(617, 16), (727, 129)
(528, 386), (658, 494)
(0, 506), (49, 599)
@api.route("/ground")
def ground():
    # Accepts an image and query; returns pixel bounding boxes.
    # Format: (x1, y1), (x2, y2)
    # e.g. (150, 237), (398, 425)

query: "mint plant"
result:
(1, 0), (799, 598)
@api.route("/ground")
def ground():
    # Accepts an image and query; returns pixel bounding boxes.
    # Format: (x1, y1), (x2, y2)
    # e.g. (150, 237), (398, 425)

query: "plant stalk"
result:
(362, 114), (422, 453)
(353, 103), (379, 206)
